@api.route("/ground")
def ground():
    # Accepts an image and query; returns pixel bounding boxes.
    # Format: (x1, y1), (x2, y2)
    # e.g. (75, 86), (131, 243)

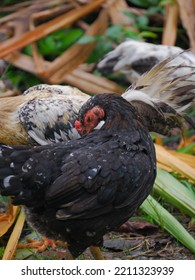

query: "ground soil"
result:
(32, 220), (195, 260)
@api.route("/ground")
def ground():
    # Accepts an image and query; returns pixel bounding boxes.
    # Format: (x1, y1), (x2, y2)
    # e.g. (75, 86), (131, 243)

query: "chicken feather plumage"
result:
(0, 94), (156, 258)
(0, 52), (194, 258)
(97, 39), (195, 83)
(0, 54), (194, 148)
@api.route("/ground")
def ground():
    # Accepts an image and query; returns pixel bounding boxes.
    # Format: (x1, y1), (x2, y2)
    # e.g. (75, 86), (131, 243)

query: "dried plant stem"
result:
(162, 3), (179, 46)
(2, 210), (25, 260)
(0, 0), (107, 58)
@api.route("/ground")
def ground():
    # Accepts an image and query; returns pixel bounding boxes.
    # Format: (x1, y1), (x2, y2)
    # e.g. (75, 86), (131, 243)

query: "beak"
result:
(74, 120), (82, 132)
(74, 120), (89, 135)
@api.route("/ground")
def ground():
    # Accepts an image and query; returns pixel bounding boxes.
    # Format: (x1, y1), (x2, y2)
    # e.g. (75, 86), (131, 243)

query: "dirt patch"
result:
(30, 226), (194, 260)
(101, 231), (195, 260)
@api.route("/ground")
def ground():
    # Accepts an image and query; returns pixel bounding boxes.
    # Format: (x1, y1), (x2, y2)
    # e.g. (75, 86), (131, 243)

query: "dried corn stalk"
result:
(177, 0), (195, 51)
(0, 0), (124, 93)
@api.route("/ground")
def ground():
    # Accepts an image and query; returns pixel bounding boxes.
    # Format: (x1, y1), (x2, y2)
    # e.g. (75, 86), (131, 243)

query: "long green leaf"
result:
(140, 195), (195, 253)
(153, 169), (195, 218)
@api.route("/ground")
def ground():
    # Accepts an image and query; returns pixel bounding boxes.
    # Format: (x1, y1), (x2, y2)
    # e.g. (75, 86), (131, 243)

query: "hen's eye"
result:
(84, 112), (94, 124)
(87, 116), (92, 122)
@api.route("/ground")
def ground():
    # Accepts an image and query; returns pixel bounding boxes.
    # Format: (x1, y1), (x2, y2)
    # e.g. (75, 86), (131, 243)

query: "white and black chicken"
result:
(97, 39), (195, 83)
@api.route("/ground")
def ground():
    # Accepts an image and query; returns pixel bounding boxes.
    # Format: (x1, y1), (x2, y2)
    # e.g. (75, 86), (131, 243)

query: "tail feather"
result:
(122, 54), (195, 135)
(130, 54), (195, 109)
(0, 145), (27, 197)
(0, 144), (50, 207)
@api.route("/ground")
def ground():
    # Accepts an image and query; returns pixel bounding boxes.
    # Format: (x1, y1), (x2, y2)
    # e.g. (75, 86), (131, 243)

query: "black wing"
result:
(45, 131), (156, 222)
(0, 130), (155, 220)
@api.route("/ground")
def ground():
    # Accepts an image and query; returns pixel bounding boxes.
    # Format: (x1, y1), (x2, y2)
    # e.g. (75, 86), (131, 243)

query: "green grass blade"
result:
(140, 195), (195, 253)
(153, 169), (195, 218)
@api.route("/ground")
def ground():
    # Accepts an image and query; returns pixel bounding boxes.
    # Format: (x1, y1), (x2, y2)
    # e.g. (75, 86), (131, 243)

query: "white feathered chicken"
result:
(0, 85), (88, 146)
(97, 39), (195, 83)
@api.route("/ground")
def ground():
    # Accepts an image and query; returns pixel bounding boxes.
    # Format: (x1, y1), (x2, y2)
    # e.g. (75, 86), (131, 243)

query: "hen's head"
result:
(74, 93), (137, 135)
(75, 96), (105, 135)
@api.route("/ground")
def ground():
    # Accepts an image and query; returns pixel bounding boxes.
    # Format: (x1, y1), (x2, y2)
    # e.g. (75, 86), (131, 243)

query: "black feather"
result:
(0, 93), (156, 258)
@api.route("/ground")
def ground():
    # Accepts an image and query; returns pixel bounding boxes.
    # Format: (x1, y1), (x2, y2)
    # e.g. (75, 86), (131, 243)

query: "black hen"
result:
(0, 93), (156, 258)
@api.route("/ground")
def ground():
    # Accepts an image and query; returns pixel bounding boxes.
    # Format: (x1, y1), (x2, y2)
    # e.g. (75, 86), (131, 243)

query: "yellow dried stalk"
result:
(48, 9), (109, 81)
(0, 1), (70, 21)
(5, 52), (38, 74)
(157, 162), (172, 172)
(169, 151), (195, 169)
(157, 150), (195, 172)
(155, 144), (195, 182)
(162, 2), (179, 46)
(177, 0), (195, 51)
(5, 52), (124, 93)
(0, 206), (20, 237)
(0, 0), (107, 58)
(106, 0), (134, 26)
(2, 210), (25, 260)
(63, 68), (124, 94)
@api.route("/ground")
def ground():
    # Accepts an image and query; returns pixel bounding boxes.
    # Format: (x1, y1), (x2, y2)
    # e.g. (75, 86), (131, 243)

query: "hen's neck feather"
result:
(101, 98), (146, 133)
